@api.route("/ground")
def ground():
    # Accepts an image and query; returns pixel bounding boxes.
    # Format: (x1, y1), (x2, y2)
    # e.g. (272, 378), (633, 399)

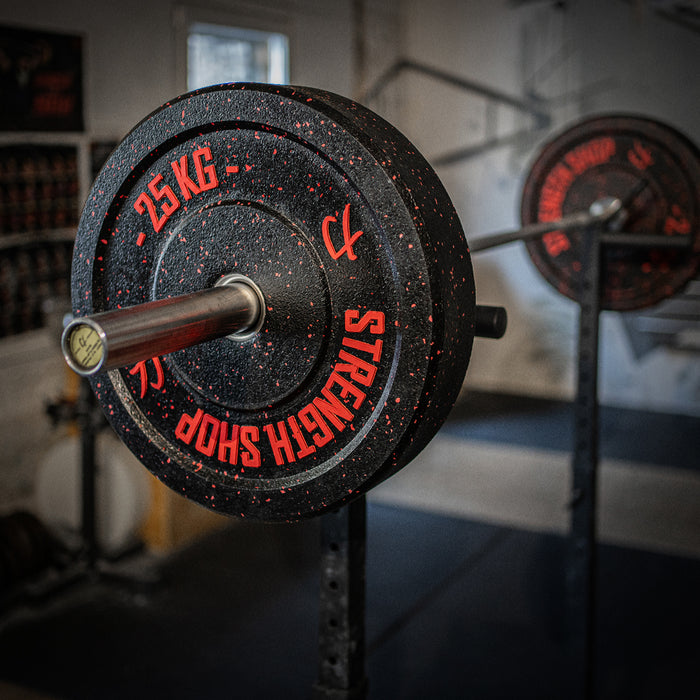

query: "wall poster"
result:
(0, 25), (83, 131)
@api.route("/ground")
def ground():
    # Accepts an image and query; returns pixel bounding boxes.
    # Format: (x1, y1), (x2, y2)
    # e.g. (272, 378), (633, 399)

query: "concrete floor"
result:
(372, 435), (700, 559)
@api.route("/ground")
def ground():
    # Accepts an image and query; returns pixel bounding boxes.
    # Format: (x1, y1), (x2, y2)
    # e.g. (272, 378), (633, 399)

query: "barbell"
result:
(519, 115), (700, 310)
(62, 83), (504, 521)
(63, 86), (699, 522)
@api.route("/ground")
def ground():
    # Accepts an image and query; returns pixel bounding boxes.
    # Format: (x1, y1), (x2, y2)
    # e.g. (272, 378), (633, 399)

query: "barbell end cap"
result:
(474, 304), (508, 339)
(61, 317), (108, 376)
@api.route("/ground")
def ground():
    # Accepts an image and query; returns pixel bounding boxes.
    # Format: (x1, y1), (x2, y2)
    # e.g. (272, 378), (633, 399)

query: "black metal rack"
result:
(309, 221), (693, 700)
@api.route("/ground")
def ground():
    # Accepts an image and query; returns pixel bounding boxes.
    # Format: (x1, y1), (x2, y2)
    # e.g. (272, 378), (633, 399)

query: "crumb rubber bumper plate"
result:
(521, 115), (700, 310)
(71, 83), (476, 521)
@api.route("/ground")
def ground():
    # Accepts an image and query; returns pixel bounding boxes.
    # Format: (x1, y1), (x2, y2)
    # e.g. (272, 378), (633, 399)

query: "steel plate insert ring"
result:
(215, 272), (266, 341)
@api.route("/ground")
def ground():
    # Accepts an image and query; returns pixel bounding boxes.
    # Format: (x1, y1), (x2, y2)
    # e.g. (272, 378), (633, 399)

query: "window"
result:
(187, 23), (289, 91)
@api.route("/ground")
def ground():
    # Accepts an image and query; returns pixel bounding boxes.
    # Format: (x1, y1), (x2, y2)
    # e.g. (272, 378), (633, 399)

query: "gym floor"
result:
(0, 391), (698, 699)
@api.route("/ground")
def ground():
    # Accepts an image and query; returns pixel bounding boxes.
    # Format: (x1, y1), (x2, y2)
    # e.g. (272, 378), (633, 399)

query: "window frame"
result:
(174, 3), (292, 95)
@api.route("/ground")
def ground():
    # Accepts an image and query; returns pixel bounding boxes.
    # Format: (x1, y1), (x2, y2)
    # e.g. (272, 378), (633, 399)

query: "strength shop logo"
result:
(322, 203), (364, 260)
(171, 309), (385, 470)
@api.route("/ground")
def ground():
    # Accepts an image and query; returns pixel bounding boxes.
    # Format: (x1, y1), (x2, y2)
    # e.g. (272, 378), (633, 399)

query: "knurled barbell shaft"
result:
(62, 280), (263, 376)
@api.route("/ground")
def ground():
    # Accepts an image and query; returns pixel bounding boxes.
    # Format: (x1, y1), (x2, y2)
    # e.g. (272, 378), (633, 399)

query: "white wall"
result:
(373, 0), (700, 415)
(569, 0), (700, 414)
(0, 0), (382, 142)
